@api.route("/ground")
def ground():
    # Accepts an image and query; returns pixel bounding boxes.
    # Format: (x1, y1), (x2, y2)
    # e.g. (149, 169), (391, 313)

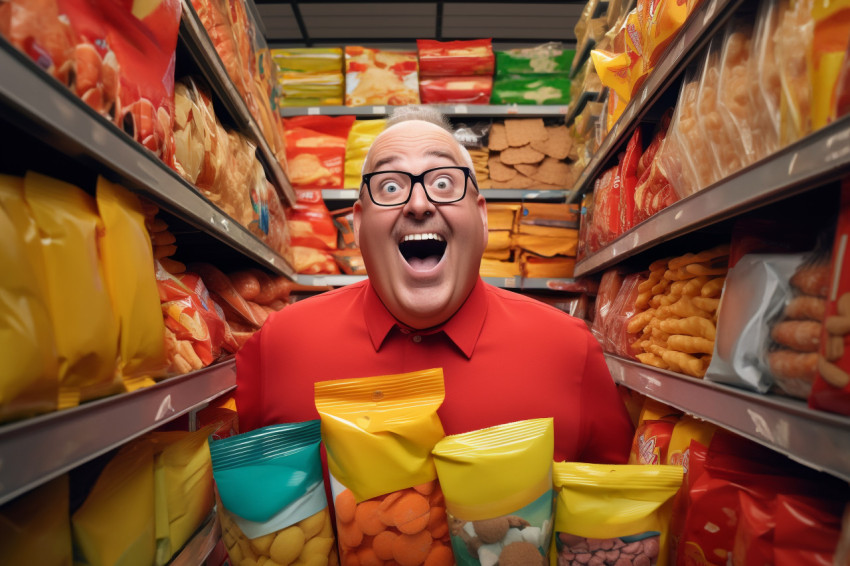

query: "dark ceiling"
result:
(252, 1), (586, 49)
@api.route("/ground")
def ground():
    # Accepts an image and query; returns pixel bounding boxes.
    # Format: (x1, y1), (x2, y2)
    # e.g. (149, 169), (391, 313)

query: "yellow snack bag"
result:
(664, 414), (717, 467)
(0, 174), (58, 422)
(551, 462), (683, 566)
(146, 427), (216, 565)
(432, 418), (554, 565)
(96, 177), (167, 390)
(0, 475), (72, 566)
(72, 440), (157, 566)
(315, 368), (451, 566)
(811, 0), (850, 129)
(24, 172), (121, 406)
(343, 119), (386, 188)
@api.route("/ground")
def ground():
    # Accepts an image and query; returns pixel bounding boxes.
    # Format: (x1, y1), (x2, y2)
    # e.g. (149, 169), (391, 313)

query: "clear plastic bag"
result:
(748, 0), (783, 161)
(716, 20), (758, 171)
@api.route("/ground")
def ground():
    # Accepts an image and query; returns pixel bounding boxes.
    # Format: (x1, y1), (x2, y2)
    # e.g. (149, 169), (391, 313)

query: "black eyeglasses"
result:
(361, 166), (478, 207)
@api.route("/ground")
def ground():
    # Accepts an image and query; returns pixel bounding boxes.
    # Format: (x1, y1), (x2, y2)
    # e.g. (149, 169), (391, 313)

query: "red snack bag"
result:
(416, 38), (495, 77)
(591, 268), (625, 343)
(283, 115), (356, 190)
(189, 262), (261, 328)
(419, 76), (493, 104)
(669, 438), (709, 565)
(605, 272), (645, 358)
(577, 190), (595, 261)
(810, 180), (850, 414)
(286, 189), (338, 251)
(773, 493), (843, 565)
(618, 127), (642, 233)
(628, 416), (678, 465)
(590, 165), (620, 250)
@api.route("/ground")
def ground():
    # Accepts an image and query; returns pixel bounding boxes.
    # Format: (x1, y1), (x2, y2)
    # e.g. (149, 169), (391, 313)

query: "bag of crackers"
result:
(209, 420), (338, 566)
(315, 368), (453, 566)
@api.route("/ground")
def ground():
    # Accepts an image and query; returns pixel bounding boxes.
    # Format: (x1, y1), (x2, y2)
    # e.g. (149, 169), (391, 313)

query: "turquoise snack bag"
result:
(210, 420), (337, 565)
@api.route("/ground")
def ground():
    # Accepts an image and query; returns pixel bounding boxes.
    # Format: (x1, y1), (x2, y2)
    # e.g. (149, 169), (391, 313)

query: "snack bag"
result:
(775, 0), (815, 146)
(0, 475), (72, 566)
(495, 43), (574, 75)
(210, 421), (337, 566)
(24, 172), (121, 406)
(604, 272), (645, 359)
(749, 0), (783, 160)
(420, 76), (493, 105)
(716, 20), (758, 171)
(811, 0), (850, 130)
(286, 189), (339, 251)
(315, 368), (451, 566)
(0, 175), (57, 422)
(432, 418), (554, 566)
(417, 38), (495, 77)
(284, 115), (356, 190)
(551, 462), (682, 566)
(704, 253), (808, 393)
(344, 119), (387, 189)
(344, 46), (420, 106)
(72, 439), (158, 566)
(664, 415), (716, 467)
(96, 177), (167, 387)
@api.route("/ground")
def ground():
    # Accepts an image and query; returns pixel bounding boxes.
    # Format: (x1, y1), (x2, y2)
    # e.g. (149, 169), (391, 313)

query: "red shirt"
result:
(236, 277), (634, 464)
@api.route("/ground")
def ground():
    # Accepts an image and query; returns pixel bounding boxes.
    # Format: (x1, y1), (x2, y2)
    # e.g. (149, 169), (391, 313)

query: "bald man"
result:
(236, 106), (634, 464)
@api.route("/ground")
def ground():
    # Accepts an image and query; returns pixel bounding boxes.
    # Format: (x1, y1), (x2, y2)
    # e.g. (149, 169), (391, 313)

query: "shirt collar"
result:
(363, 277), (488, 359)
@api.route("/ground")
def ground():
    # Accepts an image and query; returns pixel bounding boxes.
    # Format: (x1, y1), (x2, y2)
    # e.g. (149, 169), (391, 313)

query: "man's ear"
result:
(353, 199), (363, 248)
(477, 194), (488, 249)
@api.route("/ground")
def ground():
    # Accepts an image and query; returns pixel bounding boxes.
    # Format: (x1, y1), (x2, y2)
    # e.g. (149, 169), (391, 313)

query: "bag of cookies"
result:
(432, 418), (554, 566)
(551, 462), (683, 566)
(209, 420), (337, 566)
(315, 368), (452, 566)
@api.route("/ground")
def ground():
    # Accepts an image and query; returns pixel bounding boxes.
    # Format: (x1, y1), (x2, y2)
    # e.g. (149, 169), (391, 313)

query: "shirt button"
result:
(412, 335), (422, 343)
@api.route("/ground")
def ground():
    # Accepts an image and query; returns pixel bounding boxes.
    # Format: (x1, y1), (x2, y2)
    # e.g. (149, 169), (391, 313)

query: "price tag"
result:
(454, 104), (469, 114)
(507, 105), (519, 115)
(307, 107), (320, 115)
(373, 106), (386, 115)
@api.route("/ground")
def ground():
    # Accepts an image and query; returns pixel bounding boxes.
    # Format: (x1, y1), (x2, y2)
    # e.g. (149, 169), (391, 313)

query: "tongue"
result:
(407, 255), (441, 271)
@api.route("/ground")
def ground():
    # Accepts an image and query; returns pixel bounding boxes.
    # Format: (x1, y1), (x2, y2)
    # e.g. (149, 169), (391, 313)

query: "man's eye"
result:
(433, 178), (451, 190)
(382, 182), (402, 193)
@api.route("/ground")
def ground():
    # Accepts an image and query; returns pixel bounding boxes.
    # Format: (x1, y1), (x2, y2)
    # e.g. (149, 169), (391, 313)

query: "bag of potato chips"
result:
(551, 462), (682, 566)
(210, 420), (337, 566)
(315, 368), (452, 566)
(432, 418), (554, 566)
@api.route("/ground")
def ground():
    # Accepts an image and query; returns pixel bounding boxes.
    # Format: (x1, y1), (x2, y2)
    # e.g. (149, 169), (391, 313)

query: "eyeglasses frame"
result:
(360, 166), (479, 207)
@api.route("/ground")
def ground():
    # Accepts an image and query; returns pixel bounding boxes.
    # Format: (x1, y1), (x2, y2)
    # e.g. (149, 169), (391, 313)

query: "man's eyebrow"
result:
(372, 149), (458, 171)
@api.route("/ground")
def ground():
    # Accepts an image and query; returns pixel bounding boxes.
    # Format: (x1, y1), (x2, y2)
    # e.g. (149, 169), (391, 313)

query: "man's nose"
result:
(403, 181), (437, 218)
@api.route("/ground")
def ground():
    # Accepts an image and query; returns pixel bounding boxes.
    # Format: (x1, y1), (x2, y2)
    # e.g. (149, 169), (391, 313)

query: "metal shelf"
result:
(180, 0), (296, 207)
(0, 39), (295, 279)
(606, 355), (850, 482)
(280, 104), (572, 118)
(0, 360), (237, 506)
(574, 114), (850, 277)
(321, 188), (571, 202)
(294, 274), (584, 292)
(568, 0), (744, 203)
(168, 511), (221, 566)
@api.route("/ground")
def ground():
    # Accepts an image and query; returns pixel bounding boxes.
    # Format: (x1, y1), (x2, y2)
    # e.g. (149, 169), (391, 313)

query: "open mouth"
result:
(399, 233), (447, 271)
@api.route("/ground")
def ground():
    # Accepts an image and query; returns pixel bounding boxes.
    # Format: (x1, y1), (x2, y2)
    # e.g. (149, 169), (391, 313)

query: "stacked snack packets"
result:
(315, 368), (452, 566)
(210, 421), (338, 566)
(492, 42), (573, 105)
(417, 39), (495, 104)
(487, 119), (574, 190)
(272, 48), (345, 107)
(627, 245), (729, 378)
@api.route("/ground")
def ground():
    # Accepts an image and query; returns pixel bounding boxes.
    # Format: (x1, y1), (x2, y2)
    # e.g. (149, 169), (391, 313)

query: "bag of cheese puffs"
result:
(432, 418), (555, 566)
(315, 368), (452, 566)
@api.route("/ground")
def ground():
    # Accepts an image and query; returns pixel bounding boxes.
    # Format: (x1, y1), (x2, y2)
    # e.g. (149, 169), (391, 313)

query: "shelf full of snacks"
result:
(0, 38), (295, 279)
(574, 115), (850, 277)
(180, 0), (296, 207)
(279, 104), (573, 118)
(0, 360), (236, 507)
(606, 355), (850, 483)
(567, 0), (744, 204)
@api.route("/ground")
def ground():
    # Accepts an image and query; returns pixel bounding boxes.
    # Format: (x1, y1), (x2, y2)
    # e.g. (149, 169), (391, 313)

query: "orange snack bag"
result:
(315, 368), (452, 566)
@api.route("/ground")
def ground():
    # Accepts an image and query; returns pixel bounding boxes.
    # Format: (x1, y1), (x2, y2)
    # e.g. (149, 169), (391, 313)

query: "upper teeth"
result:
(402, 233), (444, 243)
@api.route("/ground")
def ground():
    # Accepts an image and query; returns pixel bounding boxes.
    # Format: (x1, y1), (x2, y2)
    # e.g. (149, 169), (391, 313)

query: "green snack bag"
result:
(491, 75), (571, 105)
(496, 43), (575, 75)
